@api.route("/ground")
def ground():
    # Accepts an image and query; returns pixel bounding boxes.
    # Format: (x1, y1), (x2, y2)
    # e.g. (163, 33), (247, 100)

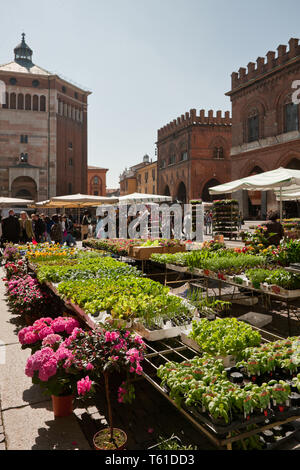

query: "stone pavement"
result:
(0, 268), (91, 450)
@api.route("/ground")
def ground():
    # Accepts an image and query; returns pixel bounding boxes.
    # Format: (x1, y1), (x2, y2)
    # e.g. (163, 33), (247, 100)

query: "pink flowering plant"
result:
(18, 316), (81, 353)
(25, 326), (93, 398)
(64, 325), (146, 444)
(5, 274), (65, 318)
(4, 260), (27, 281)
(66, 326), (146, 403)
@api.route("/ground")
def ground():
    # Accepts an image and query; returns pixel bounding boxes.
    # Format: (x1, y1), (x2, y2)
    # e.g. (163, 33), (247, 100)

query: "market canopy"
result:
(0, 197), (34, 207)
(30, 194), (119, 208)
(275, 188), (300, 201)
(209, 168), (300, 195)
(118, 193), (172, 205)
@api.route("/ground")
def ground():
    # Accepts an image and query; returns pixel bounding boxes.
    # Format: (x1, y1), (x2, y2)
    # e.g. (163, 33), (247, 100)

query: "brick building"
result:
(157, 109), (232, 203)
(87, 166), (108, 196)
(119, 155), (157, 196)
(227, 37), (300, 218)
(0, 34), (90, 202)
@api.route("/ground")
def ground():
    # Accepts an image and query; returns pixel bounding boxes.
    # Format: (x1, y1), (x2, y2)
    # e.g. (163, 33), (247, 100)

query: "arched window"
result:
(164, 185), (170, 196)
(284, 101), (298, 133)
(248, 108), (259, 142)
(40, 95), (46, 112)
(32, 95), (39, 111)
(2, 92), (8, 109)
(213, 147), (224, 159)
(10, 93), (16, 109)
(17, 94), (24, 110)
(25, 94), (31, 110)
(93, 176), (99, 185)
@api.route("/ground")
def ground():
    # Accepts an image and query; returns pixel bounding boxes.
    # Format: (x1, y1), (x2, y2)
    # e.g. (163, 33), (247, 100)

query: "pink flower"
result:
(38, 326), (54, 340)
(42, 334), (62, 347)
(77, 376), (92, 396)
(86, 363), (94, 371)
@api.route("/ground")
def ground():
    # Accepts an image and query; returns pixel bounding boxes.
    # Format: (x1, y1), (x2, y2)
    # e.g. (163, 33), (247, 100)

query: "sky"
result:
(1, 0), (300, 187)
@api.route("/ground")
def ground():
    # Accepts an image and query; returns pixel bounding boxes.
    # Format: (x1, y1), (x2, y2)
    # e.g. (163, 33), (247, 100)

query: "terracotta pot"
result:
(93, 428), (127, 450)
(24, 314), (33, 326)
(51, 394), (73, 417)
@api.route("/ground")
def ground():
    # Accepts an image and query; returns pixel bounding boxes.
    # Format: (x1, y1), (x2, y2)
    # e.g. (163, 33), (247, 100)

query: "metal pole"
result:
(280, 186), (283, 223)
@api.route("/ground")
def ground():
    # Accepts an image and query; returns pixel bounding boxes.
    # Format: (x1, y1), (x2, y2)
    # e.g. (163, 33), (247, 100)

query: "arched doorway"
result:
(284, 158), (300, 217)
(177, 182), (187, 203)
(201, 179), (222, 202)
(11, 176), (37, 201)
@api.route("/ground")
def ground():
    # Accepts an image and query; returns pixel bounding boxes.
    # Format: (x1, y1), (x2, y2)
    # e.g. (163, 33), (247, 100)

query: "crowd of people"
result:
(0, 210), (77, 246)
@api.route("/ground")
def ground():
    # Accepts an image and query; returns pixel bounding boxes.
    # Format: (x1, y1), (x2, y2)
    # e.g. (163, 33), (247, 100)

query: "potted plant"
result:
(25, 333), (94, 417)
(67, 326), (146, 450)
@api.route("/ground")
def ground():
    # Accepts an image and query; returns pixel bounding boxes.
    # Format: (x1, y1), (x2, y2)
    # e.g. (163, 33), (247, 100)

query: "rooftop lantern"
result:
(14, 33), (33, 66)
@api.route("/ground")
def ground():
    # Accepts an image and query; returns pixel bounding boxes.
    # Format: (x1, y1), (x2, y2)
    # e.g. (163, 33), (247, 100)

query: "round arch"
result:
(201, 179), (222, 202)
(176, 181), (187, 204)
(11, 176), (37, 201)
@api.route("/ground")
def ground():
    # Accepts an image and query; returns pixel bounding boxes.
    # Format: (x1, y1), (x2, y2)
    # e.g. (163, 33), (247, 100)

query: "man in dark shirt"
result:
(32, 214), (46, 243)
(265, 211), (284, 246)
(1, 210), (20, 243)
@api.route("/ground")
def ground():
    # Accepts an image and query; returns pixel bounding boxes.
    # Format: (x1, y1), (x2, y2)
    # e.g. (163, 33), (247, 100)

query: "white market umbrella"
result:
(209, 167), (300, 221)
(118, 193), (172, 205)
(0, 197), (34, 207)
(31, 194), (119, 208)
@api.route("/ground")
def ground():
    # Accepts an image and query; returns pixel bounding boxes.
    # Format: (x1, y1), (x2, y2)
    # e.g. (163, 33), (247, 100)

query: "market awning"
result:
(209, 168), (300, 194)
(209, 167), (300, 221)
(30, 194), (119, 208)
(0, 197), (34, 207)
(118, 193), (172, 204)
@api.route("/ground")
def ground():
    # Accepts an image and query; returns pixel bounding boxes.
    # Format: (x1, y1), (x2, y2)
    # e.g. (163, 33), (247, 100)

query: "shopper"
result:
(50, 215), (63, 244)
(32, 213), (46, 243)
(19, 211), (34, 243)
(2, 210), (20, 244)
(265, 211), (284, 246)
(62, 215), (76, 246)
(44, 216), (54, 242)
(81, 210), (92, 240)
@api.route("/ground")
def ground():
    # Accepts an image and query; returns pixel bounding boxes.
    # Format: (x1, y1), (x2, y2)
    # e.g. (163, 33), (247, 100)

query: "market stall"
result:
(209, 167), (300, 222)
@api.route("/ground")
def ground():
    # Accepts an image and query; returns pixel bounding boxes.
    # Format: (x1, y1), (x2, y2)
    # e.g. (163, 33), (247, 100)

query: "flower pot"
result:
(93, 428), (127, 450)
(24, 314), (33, 326)
(51, 394), (73, 417)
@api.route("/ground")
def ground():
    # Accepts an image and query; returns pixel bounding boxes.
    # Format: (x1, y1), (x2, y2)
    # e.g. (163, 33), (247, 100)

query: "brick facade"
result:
(157, 109), (232, 203)
(227, 37), (300, 218)
(0, 35), (90, 202)
(87, 166), (108, 196)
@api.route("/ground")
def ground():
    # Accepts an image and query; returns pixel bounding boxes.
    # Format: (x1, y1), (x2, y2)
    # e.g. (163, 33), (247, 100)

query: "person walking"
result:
(19, 211), (34, 243)
(44, 216), (54, 242)
(265, 211), (284, 246)
(50, 215), (63, 244)
(62, 215), (76, 246)
(2, 210), (20, 244)
(81, 210), (92, 241)
(32, 213), (46, 243)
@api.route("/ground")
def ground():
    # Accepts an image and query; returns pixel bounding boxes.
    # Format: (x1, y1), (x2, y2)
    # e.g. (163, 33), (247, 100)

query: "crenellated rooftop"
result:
(229, 38), (300, 94)
(158, 108), (231, 140)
